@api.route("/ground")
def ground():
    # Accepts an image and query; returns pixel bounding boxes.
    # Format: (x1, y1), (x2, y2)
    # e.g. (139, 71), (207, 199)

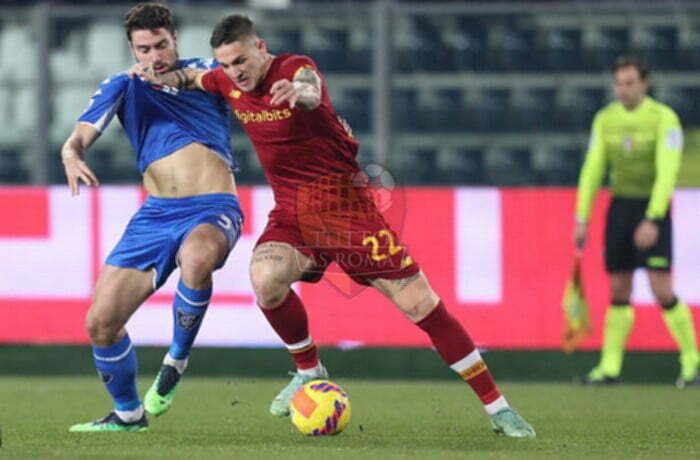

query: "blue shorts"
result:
(106, 193), (244, 289)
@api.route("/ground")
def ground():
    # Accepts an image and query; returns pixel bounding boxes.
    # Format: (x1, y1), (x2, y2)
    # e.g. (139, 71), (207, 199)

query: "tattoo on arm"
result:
(292, 67), (322, 110)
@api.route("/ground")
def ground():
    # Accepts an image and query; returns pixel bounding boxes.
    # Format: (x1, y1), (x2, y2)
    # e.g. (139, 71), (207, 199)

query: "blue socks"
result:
(92, 334), (140, 411)
(168, 279), (212, 360)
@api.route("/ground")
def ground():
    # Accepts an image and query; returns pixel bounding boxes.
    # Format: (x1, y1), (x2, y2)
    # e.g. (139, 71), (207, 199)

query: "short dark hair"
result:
(612, 55), (650, 80)
(210, 15), (258, 49)
(124, 2), (176, 42)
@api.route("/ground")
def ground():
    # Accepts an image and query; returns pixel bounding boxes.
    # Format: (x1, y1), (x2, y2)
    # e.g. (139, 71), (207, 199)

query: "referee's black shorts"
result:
(605, 197), (672, 273)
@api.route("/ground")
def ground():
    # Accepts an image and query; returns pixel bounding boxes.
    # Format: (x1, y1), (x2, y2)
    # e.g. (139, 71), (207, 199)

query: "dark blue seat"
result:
(392, 88), (419, 132)
(304, 28), (349, 74)
(437, 148), (484, 185)
(468, 88), (510, 132)
(418, 88), (466, 132)
(532, 146), (582, 186)
(395, 17), (451, 72)
(0, 149), (28, 183)
(394, 148), (437, 184)
(678, 29), (700, 70)
(488, 25), (537, 72)
(555, 87), (606, 131)
(660, 86), (700, 126)
(334, 88), (371, 133)
(509, 88), (556, 131)
(583, 27), (629, 71)
(636, 27), (678, 71)
(541, 28), (583, 71)
(234, 147), (265, 185)
(262, 28), (302, 56)
(451, 17), (488, 71)
(484, 147), (534, 186)
(346, 27), (372, 74)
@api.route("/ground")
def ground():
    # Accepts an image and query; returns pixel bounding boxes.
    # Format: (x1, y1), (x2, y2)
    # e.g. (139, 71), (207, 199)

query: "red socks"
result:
(259, 290), (319, 370)
(417, 301), (502, 405)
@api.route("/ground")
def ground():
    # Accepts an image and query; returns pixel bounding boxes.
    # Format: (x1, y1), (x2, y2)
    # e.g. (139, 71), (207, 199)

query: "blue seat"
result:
(262, 28), (302, 56)
(234, 147), (265, 184)
(419, 88), (466, 132)
(392, 88), (419, 132)
(395, 17), (451, 72)
(635, 27), (678, 71)
(0, 149), (28, 183)
(484, 147), (534, 186)
(678, 28), (700, 70)
(335, 88), (371, 133)
(660, 86), (700, 125)
(394, 148), (437, 184)
(509, 88), (556, 131)
(489, 25), (537, 71)
(305, 27), (349, 74)
(468, 88), (510, 132)
(555, 87), (606, 131)
(532, 146), (582, 185)
(346, 26), (372, 74)
(541, 28), (583, 71)
(436, 148), (484, 185)
(451, 17), (487, 71)
(583, 27), (629, 71)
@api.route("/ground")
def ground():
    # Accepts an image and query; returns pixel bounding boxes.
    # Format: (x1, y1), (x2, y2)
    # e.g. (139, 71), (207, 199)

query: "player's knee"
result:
(179, 243), (221, 282)
(85, 311), (120, 345)
(250, 264), (290, 308)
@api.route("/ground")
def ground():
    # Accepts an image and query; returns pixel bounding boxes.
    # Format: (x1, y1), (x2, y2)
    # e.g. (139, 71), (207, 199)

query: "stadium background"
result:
(2, 0), (700, 382)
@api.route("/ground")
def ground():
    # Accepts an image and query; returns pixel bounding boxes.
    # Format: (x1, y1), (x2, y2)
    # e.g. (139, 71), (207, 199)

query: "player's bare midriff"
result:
(143, 142), (237, 198)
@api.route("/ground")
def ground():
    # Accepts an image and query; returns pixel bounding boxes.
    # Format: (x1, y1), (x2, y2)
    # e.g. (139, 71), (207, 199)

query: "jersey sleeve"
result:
(200, 68), (223, 95)
(279, 55), (320, 80)
(575, 111), (608, 223)
(647, 109), (683, 219)
(77, 74), (128, 133)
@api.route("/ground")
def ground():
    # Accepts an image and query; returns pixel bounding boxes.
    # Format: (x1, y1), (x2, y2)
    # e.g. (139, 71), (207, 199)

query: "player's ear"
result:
(257, 38), (267, 53)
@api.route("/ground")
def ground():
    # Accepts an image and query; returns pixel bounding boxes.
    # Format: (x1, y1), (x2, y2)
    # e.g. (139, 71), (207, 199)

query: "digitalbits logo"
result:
(295, 162), (407, 298)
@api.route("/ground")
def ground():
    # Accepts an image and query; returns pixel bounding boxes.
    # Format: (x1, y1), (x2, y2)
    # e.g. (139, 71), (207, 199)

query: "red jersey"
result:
(201, 54), (363, 215)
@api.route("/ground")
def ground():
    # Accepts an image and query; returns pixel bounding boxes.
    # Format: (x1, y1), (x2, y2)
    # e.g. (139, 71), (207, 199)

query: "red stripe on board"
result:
(0, 187), (49, 238)
(0, 299), (90, 344)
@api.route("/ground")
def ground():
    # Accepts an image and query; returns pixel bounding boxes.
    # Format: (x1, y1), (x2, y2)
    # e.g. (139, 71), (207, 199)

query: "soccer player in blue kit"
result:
(62, 3), (243, 432)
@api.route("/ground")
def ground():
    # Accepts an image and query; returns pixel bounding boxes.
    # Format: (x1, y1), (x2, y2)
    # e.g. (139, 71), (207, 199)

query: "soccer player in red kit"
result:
(141, 15), (535, 437)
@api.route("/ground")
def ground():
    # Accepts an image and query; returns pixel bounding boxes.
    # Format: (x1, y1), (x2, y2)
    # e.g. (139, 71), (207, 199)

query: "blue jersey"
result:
(78, 58), (235, 173)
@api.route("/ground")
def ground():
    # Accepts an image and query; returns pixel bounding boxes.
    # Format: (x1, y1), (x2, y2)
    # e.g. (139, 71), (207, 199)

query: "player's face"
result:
(129, 28), (179, 75)
(214, 38), (270, 92)
(613, 66), (647, 110)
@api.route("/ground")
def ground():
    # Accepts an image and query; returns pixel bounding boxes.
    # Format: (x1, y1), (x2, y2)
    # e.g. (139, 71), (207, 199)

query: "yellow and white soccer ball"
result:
(289, 379), (351, 436)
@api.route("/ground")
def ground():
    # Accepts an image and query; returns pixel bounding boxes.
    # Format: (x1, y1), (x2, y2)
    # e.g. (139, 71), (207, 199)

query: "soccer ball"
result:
(289, 379), (351, 436)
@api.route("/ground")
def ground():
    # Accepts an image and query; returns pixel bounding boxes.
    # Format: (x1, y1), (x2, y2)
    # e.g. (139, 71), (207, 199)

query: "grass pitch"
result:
(1, 377), (698, 459)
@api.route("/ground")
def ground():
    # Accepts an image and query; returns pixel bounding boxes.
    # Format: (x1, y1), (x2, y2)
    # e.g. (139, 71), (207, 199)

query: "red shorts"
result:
(256, 199), (419, 286)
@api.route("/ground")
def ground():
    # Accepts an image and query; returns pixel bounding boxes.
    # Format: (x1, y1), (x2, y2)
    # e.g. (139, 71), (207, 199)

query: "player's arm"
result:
(61, 123), (100, 196)
(574, 112), (607, 248)
(270, 66), (322, 110)
(130, 64), (208, 91)
(646, 110), (683, 220)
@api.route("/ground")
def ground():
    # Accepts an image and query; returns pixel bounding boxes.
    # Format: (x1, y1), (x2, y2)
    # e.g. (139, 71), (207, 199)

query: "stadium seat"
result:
(467, 88), (510, 132)
(262, 27), (303, 56)
(0, 25), (37, 83)
(0, 148), (28, 183)
(333, 87), (371, 133)
(50, 85), (94, 145)
(633, 26), (678, 71)
(531, 145), (582, 185)
(509, 88), (556, 131)
(678, 27), (700, 70)
(235, 147), (266, 184)
(391, 147), (437, 184)
(418, 87), (466, 132)
(178, 25), (212, 60)
(541, 28), (583, 71)
(346, 25), (372, 74)
(554, 87), (606, 131)
(436, 147), (484, 185)
(85, 22), (131, 77)
(394, 16), (451, 72)
(13, 85), (37, 136)
(392, 88), (419, 132)
(449, 16), (488, 71)
(304, 27), (349, 74)
(488, 24), (537, 71)
(657, 86), (700, 126)
(582, 27), (629, 71)
(483, 147), (534, 186)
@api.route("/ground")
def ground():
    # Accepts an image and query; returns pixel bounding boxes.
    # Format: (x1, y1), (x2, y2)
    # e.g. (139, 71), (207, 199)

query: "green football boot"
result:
(144, 364), (182, 416)
(270, 366), (328, 417)
(69, 411), (148, 433)
(489, 407), (536, 438)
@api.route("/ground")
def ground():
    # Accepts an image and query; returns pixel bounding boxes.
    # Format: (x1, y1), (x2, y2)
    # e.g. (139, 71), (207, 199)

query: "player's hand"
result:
(269, 79), (299, 108)
(62, 156), (99, 197)
(634, 219), (659, 250)
(128, 63), (157, 83)
(574, 222), (587, 250)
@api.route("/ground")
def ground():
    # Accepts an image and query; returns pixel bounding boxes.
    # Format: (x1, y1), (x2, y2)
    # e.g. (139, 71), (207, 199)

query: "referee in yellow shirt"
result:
(575, 55), (699, 387)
